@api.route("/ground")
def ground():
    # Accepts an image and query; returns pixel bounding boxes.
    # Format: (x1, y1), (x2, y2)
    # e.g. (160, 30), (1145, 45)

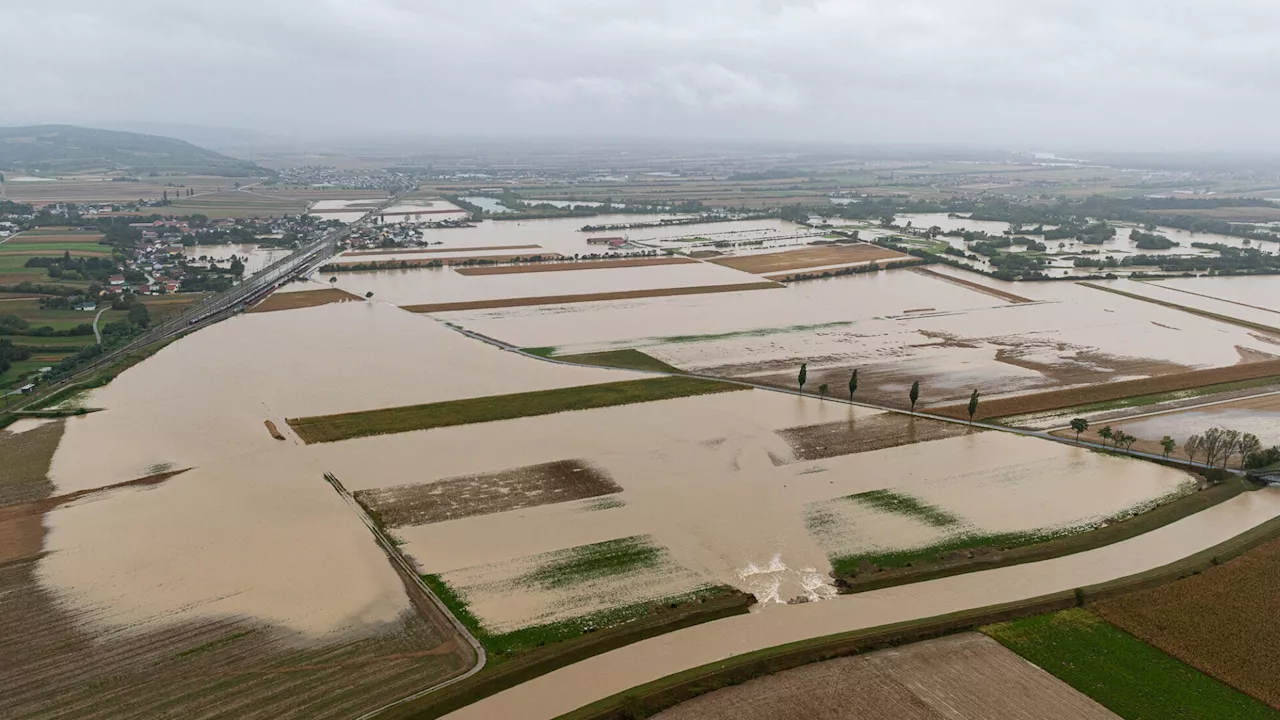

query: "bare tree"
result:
(1185, 434), (1202, 467)
(1221, 429), (1242, 469)
(1201, 428), (1225, 468)
(1240, 433), (1262, 470)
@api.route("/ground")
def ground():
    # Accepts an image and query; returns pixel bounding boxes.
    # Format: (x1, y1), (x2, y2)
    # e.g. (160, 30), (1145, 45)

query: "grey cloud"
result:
(3, 0), (1279, 151)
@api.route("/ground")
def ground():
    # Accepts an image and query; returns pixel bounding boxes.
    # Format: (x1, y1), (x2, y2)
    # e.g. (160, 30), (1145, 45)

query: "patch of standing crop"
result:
(353, 459), (621, 527)
(772, 415), (978, 464)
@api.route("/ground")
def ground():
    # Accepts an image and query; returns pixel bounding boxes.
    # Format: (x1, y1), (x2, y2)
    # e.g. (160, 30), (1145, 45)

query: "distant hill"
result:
(0, 125), (269, 177)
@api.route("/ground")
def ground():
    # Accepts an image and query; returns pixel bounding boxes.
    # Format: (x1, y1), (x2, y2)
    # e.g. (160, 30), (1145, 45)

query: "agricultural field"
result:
(438, 262), (1280, 412)
(655, 633), (1118, 720)
(985, 609), (1280, 720)
(707, 243), (909, 274)
(330, 255), (778, 309)
(0, 227), (112, 288)
(1094, 533), (1280, 709)
(308, 387), (1195, 637)
(184, 242), (293, 274)
(0, 427), (474, 720)
(1048, 393), (1280, 462)
(145, 188), (308, 217)
(248, 287), (362, 313)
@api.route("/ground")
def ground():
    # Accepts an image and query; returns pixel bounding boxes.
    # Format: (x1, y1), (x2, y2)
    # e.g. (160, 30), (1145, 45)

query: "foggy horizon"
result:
(5, 1), (1279, 154)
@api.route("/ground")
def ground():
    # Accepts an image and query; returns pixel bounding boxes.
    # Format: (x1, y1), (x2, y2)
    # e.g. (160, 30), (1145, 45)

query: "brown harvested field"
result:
(0, 421), (63, 508)
(402, 281), (782, 313)
(454, 256), (696, 276)
(0, 555), (469, 720)
(708, 243), (910, 274)
(353, 459), (621, 527)
(931, 360), (1280, 421)
(346, 244), (541, 256)
(654, 633), (1118, 720)
(771, 414), (981, 465)
(248, 288), (362, 313)
(1094, 533), (1280, 709)
(763, 260), (919, 281)
(911, 267), (1035, 303)
(334, 254), (565, 271)
(0, 417), (476, 720)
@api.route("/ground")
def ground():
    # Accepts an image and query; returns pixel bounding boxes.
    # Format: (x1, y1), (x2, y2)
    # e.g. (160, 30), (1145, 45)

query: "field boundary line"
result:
(1079, 281), (1280, 336)
(436, 319), (1238, 474)
(553, 510), (1280, 720)
(323, 472), (488, 720)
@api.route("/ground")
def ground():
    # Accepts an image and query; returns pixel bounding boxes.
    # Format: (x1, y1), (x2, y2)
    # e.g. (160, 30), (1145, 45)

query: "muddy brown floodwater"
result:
(444, 489), (1280, 720)
(312, 390), (1192, 634)
(47, 301), (640, 494)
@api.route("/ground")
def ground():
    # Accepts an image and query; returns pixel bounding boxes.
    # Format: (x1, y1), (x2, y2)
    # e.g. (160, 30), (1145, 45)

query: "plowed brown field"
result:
(1095, 534), (1280, 709)
(248, 288), (362, 313)
(709, 244), (909, 274)
(654, 633), (1117, 720)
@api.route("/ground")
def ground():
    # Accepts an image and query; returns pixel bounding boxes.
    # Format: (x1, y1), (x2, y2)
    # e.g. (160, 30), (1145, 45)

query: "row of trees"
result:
(1069, 417), (1270, 472)
(1184, 428), (1263, 471)
(797, 364), (982, 422)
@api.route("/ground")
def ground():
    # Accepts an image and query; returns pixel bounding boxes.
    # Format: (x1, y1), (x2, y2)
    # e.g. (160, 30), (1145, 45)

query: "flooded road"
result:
(443, 488), (1280, 720)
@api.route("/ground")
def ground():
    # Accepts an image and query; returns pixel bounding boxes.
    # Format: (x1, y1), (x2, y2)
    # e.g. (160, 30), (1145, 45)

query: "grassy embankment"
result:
(826, 476), (1250, 591)
(347, 523), (753, 720)
(287, 376), (745, 444)
(555, 507), (1280, 720)
(984, 610), (1280, 720)
(521, 348), (681, 374)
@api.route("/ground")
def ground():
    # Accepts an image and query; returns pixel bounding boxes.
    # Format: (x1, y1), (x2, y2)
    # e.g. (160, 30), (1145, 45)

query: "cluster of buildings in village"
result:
(0, 201), (328, 299)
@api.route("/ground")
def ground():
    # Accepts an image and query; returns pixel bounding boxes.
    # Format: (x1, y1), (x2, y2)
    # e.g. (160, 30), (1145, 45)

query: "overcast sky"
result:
(4, 0), (1278, 152)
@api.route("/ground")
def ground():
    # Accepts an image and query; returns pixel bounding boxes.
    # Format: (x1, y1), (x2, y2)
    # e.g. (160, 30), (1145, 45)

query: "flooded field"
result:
(438, 266), (1001, 350)
(309, 197), (384, 223)
(2, 407), (471, 719)
(885, 213), (1267, 277)
(40, 450), (411, 638)
(654, 633), (1118, 720)
(441, 265), (1280, 409)
(1084, 278), (1280, 332)
(1151, 275), (1280, 313)
(309, 390), (1192, 634)
(183, 242), (292, 273)
(48, 301), (639, 493)
(445, 488), (1280, 720)
(1108, 393), (1280, 454)
(330, 259), (769, 308)
(376, 215), (798, 258)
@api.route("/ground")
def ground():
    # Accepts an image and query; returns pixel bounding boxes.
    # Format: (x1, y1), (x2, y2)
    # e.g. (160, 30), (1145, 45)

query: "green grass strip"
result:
(849, 489), (962, 528)
(984, 609), (1280, 720)
(421, 572), (737, 662)
(548, 349), (682, 374)
(286, 376), (746, 443)
(519, 536), (665, 590)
